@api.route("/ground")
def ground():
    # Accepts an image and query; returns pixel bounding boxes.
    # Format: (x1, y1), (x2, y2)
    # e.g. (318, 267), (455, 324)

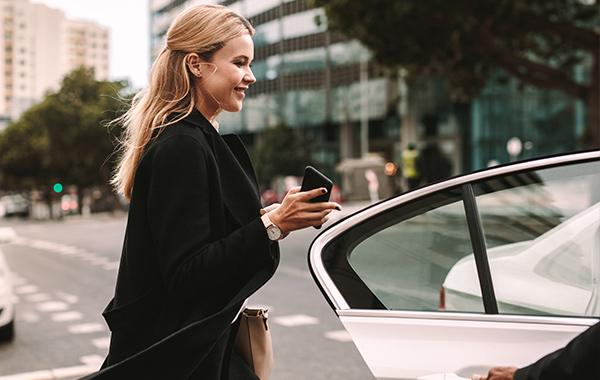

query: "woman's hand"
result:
(267, 186), (342, 235)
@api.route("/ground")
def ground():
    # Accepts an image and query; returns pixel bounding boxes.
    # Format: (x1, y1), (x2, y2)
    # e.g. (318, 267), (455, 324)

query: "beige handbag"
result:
(234, 308), (273, 380)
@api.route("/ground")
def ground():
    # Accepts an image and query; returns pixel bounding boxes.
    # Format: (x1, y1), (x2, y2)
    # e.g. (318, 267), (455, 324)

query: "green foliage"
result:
(251, 123), (310, 187)
(311, 0), (597, 97)
(0, 67), (128, 192)
(310, 0), (600, 146)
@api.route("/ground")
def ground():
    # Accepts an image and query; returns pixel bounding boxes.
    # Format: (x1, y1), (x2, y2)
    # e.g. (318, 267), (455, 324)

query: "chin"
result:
(222, 103), (243, 113)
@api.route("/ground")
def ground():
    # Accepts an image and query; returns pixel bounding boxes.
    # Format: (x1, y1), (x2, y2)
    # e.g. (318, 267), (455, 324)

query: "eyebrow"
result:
(232, 55), (252, 62)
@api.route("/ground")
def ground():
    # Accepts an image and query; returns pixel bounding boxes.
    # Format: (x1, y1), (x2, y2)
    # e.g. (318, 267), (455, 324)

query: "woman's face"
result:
(195, 33), (255, 119)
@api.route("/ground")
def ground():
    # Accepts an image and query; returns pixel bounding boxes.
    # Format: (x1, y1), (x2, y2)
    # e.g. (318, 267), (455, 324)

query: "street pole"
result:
(360, 51), (369, 157)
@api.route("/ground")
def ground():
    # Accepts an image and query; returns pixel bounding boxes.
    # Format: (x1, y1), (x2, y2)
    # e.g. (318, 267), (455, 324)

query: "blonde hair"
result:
(111, 4), (254, 200)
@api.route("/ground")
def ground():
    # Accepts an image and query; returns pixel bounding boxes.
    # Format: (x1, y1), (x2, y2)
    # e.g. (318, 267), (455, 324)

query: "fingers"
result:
(297, 187), (329, 201)
(273, 186), (342, 233)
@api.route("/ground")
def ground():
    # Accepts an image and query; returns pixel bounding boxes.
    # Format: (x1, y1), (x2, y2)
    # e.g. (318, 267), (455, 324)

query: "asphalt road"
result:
(0, 204), (375, 380)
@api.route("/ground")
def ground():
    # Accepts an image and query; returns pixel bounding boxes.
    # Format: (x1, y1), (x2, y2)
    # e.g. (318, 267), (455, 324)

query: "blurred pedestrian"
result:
(401, 142), (421, 190)
(84, 4), (340, 380)
(416, 142), (452, 185)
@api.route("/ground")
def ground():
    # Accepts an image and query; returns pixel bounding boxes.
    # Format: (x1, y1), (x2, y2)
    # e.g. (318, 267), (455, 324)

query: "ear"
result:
(186, 53), (203, 78)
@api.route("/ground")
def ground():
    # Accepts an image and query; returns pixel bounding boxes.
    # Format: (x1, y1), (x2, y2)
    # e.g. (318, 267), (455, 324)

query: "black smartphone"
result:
(300, 166), (333, 229)
(300, 166), (333, 202)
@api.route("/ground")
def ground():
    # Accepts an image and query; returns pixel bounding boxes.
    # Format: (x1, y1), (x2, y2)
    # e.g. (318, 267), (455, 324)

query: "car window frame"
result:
(309, 151), (600, 316)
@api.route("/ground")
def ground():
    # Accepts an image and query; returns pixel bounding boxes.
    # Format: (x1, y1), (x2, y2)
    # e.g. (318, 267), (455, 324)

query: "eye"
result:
(234, 61), (246, 67)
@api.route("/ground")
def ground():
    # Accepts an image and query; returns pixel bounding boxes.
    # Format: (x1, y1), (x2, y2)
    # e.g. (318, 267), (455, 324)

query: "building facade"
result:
(0, 0), (110, 130)
(150, 0), (587, 195)
(150, 0), (406, 186)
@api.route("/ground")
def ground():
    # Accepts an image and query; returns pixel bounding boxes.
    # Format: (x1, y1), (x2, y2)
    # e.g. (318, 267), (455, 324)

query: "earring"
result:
(196, 71), (202, 77)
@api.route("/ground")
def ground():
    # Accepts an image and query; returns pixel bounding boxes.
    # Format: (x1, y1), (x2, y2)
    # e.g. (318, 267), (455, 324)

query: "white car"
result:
(443, 202), (599, 317)
(309, 150), (599, 380)
(0, 246), (15, 341)
(0, 194), (29, 218)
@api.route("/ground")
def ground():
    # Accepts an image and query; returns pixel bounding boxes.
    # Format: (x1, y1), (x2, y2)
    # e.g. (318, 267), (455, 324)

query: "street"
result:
(0, 206), (375, 380)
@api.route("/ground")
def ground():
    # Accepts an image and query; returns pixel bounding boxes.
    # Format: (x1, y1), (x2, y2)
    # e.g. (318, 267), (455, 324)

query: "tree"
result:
(309, 0), (600, 148)
(0, 67), (127, 216)
(251, 123), (311, 187)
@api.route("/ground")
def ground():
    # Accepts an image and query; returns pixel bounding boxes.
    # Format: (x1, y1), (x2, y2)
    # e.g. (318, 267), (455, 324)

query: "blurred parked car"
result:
(60, 194), (79, 215)
(443, 202), (599, 317)
(0, 194), (29, 218)
(0, 245), (15, 341)
(309, 150), (599, 380)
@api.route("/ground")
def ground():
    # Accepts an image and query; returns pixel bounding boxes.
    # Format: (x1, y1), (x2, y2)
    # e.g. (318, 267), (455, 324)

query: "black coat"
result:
(514, 322), (599, 380)
(82, 110), (279, 379)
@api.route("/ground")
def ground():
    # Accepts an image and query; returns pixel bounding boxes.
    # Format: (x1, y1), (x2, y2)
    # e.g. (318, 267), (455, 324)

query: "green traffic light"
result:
(53, 183), (63, 193)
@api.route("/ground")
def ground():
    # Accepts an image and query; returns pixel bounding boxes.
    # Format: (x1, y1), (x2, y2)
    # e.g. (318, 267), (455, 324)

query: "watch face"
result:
(267, 225), (283, 241)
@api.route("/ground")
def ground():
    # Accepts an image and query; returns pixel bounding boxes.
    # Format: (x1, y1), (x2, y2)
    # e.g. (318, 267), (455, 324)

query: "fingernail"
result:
(335, 207), (341, 211)
(321, 189), (327, 194)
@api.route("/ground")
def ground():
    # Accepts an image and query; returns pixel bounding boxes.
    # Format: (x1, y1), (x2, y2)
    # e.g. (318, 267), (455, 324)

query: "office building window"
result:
(282, 10), (326, 39)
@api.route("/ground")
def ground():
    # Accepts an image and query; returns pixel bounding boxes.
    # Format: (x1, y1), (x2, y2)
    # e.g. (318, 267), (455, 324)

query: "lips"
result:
(234, 86), (248, 97)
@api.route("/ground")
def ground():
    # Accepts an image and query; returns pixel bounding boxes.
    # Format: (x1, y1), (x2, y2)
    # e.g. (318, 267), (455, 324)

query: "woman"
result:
(83, 4), (341, 380)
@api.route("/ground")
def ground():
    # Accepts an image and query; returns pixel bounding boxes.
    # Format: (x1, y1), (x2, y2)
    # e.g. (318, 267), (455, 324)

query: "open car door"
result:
(309, 151), (600, 380)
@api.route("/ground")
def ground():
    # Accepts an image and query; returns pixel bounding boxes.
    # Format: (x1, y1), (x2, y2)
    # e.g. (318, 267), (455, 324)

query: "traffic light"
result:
(53, 183), (63, 193)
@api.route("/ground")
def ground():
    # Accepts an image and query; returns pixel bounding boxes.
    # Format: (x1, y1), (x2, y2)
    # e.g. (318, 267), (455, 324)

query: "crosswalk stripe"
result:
(324, 329), (353, 342)
(272, 314), (319, 327)
(68, 323), (105, 334)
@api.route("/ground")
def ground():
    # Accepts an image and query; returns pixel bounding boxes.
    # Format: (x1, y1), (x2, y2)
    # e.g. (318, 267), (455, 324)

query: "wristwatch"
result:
(262, 213), (283, 242)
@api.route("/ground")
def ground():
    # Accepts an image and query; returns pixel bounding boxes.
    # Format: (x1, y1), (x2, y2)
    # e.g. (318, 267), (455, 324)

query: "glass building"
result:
(150, 0), (405, 185)
(150, 0), (587, 193)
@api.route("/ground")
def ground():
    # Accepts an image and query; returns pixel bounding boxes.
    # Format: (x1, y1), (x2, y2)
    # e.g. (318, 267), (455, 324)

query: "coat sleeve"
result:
(513, 322), (600, 380)
(145, 133), (273, 301)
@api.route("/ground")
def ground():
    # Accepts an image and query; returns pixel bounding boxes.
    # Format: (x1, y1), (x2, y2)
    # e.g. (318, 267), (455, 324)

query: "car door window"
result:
(470, 161), (600, 317)
(322, 187), (485, 313)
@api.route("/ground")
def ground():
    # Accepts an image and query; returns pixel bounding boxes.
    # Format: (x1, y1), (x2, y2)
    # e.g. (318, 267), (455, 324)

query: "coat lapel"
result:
(184, 111), (262, 227)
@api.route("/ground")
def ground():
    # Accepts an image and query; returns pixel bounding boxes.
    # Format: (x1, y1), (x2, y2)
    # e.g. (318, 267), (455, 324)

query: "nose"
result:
(245, 67), (256, 84)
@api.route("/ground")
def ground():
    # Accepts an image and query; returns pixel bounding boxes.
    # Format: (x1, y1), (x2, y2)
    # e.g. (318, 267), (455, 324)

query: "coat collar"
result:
(183, 110), (263, 226)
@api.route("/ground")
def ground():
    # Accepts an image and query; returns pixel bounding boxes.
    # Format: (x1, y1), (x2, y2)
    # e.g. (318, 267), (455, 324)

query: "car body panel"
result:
(308, 151), (600, 380)
(337, 311), (594, 380)
(0, 247), (15, 340)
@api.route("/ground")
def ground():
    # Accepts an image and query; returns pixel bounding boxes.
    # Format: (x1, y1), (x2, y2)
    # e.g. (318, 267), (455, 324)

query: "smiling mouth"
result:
(234, 87), (247, 97)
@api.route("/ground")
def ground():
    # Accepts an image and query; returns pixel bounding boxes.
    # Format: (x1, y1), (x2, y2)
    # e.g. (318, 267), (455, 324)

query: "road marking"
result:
(80, 354), (104, 366)
(55, 292), (79, 304)
(7, 236), (28, 246)
(77, 252), (98, 261)
(36, 301), (70, 312)
(272, 314), (319, 327)
(0, 369), (54, 380)
(8, 236), (117, 272)
(89, 257), (111, 266)
(28, 240), (64, 252)
(68, 323), (105, 334)
(10, 275), (28, 286)
(51, 364), (97, 379)
(102, 262), (119, 270)
(24, 293), (52, 302)
(14, 285), (39, 294)
(51, 311), (83, 322)
(91, 337), (111, 350)
(0, 365), (97, 380)
(0, 227), (17, 242)
(324, 329), (353, 342)
(18, 311), (40, 323)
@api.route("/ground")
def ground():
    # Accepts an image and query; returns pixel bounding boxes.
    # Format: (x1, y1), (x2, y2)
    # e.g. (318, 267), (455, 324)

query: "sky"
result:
(32, 0), (151, 89)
